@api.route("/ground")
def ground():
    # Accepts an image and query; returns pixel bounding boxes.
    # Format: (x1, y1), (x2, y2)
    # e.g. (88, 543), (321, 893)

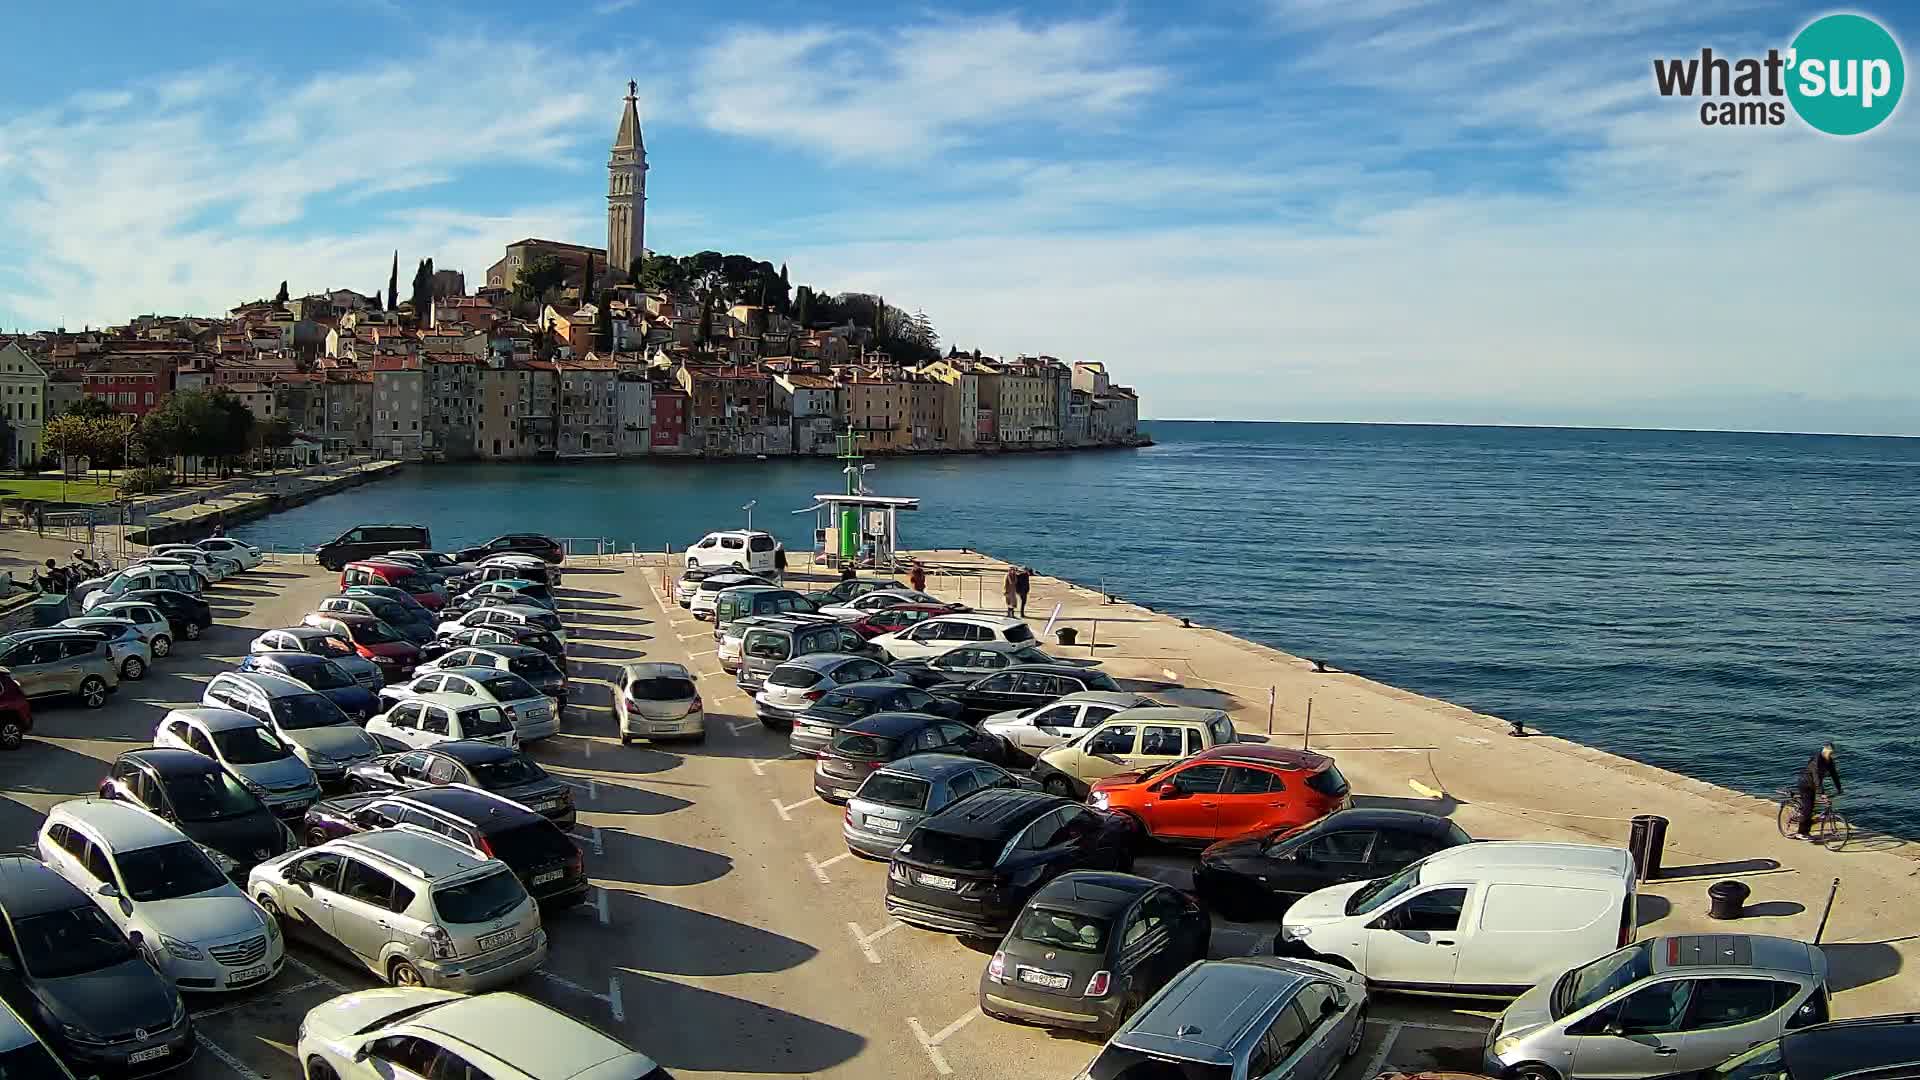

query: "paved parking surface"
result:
(0, 559), (1502, 1080)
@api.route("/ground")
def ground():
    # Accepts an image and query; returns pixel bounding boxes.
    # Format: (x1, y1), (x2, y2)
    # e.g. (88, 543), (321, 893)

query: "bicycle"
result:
(1775, 787), (1852, 849)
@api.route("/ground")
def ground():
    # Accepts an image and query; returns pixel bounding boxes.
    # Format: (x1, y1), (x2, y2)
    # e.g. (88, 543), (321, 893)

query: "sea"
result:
(233, 422), (1920, 835)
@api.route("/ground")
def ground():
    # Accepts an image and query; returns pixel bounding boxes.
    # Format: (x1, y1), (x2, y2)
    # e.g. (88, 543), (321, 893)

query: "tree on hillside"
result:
(274, 281), (290, 306)
(793, 286), (812, 326)
(594, 299), (614, 353)
(388, 251), (399, 312)
(66, 397), (117, 420)
(43, 414), (94, 474)
(371, 284), (384, 311)
(639, 253), (688, 295)
(410, 258), (435, 322)
(515, 255), (569, 305)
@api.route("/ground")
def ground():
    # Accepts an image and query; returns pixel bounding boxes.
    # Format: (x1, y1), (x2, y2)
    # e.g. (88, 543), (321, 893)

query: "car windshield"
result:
(858, 773), (930, 810)
(0, 1033), (70, 1079)
(274, 693), (351, 730)
(349, 621), (402, 645)
(1345, 859), (1423, 916)
(212, 725), (293, 765)
(1555, 940), (1653, 1018)
(508, 655), (562, 680)
(479, 674), (539, 700)
(165, 771), (262, 821)
(1087, 1048), (1232, 1080)
(831, 731), (898, 758)
(1004, 624), (1035, 643)
(818, 693), (878, 717)
(11, 905), (138, 979)
(459, 707), (512, 736)
(287, 660), (352, 690)
(1017, 906), (1109, 953)
(433, 869), (527, 925)
(769, 666), (824, 689)
(1009, 646), (1052, 665)
(524, 611), (562, 632)
(903, 828), (1000, 871)
(1307, 764), (1351, 798)
(470, 755), (546, 787)
(628, 677), (695, 701)
(311, 636), (356, 658)
(116, 841), (229, 901)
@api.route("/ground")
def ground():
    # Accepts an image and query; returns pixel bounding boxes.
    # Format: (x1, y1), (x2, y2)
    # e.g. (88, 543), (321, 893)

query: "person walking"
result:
(1002, 566), (1018, 617)
(908, 561), (927, 593)
(772, 544), (787, 583)
(1794, 742), (1844, 841)
(1013, 566), (1032, 617)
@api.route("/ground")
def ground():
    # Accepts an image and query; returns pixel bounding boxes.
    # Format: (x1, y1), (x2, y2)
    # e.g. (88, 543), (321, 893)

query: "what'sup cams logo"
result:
(1653, 12), (1905, 134)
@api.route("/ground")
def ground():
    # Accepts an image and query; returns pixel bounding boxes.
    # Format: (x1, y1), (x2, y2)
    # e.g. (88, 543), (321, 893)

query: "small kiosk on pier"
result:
(794, 428), (921, 568)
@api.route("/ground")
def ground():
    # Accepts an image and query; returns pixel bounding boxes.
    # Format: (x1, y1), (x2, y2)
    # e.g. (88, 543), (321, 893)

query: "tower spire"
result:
(608, 80), (648, 281)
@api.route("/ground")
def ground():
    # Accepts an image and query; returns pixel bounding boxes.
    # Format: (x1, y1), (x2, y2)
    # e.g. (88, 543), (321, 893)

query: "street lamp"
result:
(742, 499), (757, 532)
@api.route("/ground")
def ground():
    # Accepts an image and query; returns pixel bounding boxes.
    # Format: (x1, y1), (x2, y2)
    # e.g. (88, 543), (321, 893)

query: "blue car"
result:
(238, 652), (382, 722)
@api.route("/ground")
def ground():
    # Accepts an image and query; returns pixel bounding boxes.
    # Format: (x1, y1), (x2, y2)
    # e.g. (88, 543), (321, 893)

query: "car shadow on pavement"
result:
(596, 828), (733, 887)
(558, 777), (695, 817)
(1823, 941), (1904, 992)
(605, 892), (817, 975)
(568, 643), (651, 663)
(564, 615), (655, 629)
(606, 972), (865, 1074)
(0, 739), (114, 799)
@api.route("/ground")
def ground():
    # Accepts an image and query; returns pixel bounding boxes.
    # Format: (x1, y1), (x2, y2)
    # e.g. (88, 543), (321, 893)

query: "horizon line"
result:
(1141, 418), (1920, 441)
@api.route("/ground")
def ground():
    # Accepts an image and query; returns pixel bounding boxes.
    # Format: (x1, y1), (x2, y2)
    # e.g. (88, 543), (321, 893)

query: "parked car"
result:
(300, 787), (586, 907)
(1035, 707), (1242, 798)
(1076, 956), (1369, 1080)
(871, 613), (1038, 662)
(37, 800), (283, 992)
(1090, 744), (1352, 846)
(1277, 841), (1639, 995)
(343, 744), (574, 826)
(684, 529), (781, 574)
(806, 577), (901, 608)
(815, 588), (948, 621)
(885, 788), (1135, 936)
(145, 546), (239, 582)
(56, 616), (152, 680)
(0, 855), (194, 1076)
(0, 672), (30, 750)
(844, 754), (1036, 859)
(248, 826), (545, 990)
(711, 587), (818, 641)
(1486, 935), (1831, 1079)
(1197, 808), (1475, 921)
(981, 872), (1210, 1034)
(98, 749), (294, 877)
(849, 602), (952, 640)
(316, 595), (435, 645)
(417, 645), (567, 709)
(460, 559), (557, 591)
(340, 560), (446, 611)
(453, 534), (565, 565)
(672, 564), (719, 606)
(238, 652), (381, 722)
(615, 662), (703, 744)
(1707, 1013), (1920, 1080)
(983, 691), (1162, 763)
(934, 664), (1124, 723)
(753, 652), (898, 729)
(315, 524), (432, 571)
(381, 667), (558, 743)
(79, 565), (201, 611)
(386, 549), (478, 578)
(718, 613), (842, 674)
(196, 536), (264, 570)
(300, 613), (421, 681)
(343, 583), (440, 622)
(436, 604), (567, 647)
(735, 618), (881, 692)
(453, 579), (557, 611)
(424, 624), (564, 663)
(367, 692), (517, 751)
(815, 713), (1009, 803)
(295, 988), (668, 1080)
(788, 681), (965, 752)
(153, 708), (322, 818)
(84, 599), (174, 657)
(0, 629), (118, 709)
(249, 626), (385, 691)
(201, 672), (383, 785)
(116, 589), (212, 643)
(887, 640), (1079, 685)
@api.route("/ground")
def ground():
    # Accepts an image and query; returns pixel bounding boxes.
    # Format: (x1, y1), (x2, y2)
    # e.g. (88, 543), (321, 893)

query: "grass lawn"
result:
(0, 476), (122, 504)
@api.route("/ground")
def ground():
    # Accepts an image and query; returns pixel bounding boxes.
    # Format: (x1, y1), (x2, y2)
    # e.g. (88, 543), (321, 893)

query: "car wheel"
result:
(388, 958), (425, 987)
(1042, 775), (1074, 797)
(620, 735), (633, 746)
(0, 719), (24, 751)
(151, 634), (172, 657)
(1344, 1005), (1367, 1059)
(257, 896), (281, 919)
(306, 1059), (339, 1080)
(308, 828), (330, 846)
(122, 656), (146, 681)
(79, 676), (109, 709)
(184, 621), (203, 640)
(1509, 1065), (1561, 1080)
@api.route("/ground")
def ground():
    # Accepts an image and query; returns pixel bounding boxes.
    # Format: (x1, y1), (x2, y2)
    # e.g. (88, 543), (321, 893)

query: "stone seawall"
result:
(127, 461), (404, 546)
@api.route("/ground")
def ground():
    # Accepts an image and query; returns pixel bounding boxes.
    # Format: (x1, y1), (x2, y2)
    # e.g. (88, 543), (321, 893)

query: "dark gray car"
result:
(843, 754), (1035, 858)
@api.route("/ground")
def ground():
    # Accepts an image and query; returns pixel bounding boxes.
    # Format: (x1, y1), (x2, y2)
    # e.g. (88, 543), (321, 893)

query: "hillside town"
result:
(0, 84), (1142, 469)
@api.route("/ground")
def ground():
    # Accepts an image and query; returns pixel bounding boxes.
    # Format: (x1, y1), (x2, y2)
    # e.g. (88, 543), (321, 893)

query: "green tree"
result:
(66, 396), (117, 420)
(640, 253), (689, 294)
(0, 413), (13, 468)
(43, 414), (92, 472)
(594, 299), (614, 354)
(388, 251), (399, 312)
(410, 258), (435, 322)
(515, 254), (569, 305)
(274, 280), (290, 306)
(793, 285), (813, 326)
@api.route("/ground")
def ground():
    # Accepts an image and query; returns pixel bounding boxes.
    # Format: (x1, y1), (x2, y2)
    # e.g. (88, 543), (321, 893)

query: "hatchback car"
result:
(56, 616), (153, 681)
(735, 618), (881, 692)
(425, 623), (565, 663)
(1486, 935), (1831, 1079)
(844, 754), (1035, 858)
(98, 749), (294, 877)
(317, 595), (436, 645)
(849, 602), (952, 639)
(452, 579), (557, 612)
(343, 584), (441, 624)
(202, 672), (384, 785)
(250, 826), (545, 990)
(300, 613), (421, 681)
(688, 573), (768, 619)
(872, 613), (1038, 661)
(454, 533), (565, 564)
(249, 626), (385, 691)
(37, 800), (283, 993)
(368, 692), (517, 751)
(418, 645), (568, 709)
(814, 588), (946, 620)
(1197, 809), (1474, 921)
(85, 599), (175, 658)
(936, 664), (1125, 723)
(1036, 707), (1243, 799)
(1707, 1013), (1920, 1080)
(118, 589), (213, 642)
(0, 855), (194, 1076)
(885, 788), (1135, 937)
(79, 566), (202, 611)
(788, 681), (965, 752)
(238, 652), (381, 722)
(1078, 956), (1368, 1080)
(436, 604), (568, 647)
(153, 708), (322, 818)
(982, 872), (1210, 1034)
(301, 787), (586, 908)
(888, 640), (1081, 686)
(984, 691), (1163, 764)
(0, 629), (118, 709)
(616, 662), (703, 744)
(345, 743), (575, 826)
(671, 563), (721, 606)
(805, 577), (901, 608)
(755, 653), (898, 729)
(381, 668), (557, 743)
(814, 713), (1007, 802)
(1091, 745), (1352, 847)
(340, 560), (446, 611)
(196, 536), (264, 569)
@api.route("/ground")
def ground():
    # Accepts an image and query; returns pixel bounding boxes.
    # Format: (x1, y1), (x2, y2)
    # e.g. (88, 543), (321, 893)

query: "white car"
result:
(687, 572), (766, 620)
(435, 604), (568, 645)
(296, 988), (664, 1080)
(378, 667), (559, 742)
(871, 613), (1039, 661)
(56, 616), (153, 680)
(981, 691), (1163, 759)
(684, 528), (783, 575)
(249, 626), (385, 691)
(37, 800), (283, 992)
(814, 588), (945, 621)
(154, 707), (323, 817)
(367, 691), (518, 750)
(148, 545), (240, 581)
(197, 536), (264, 570)
(84, 600), (175, 657)
(80, 563), (203, 610)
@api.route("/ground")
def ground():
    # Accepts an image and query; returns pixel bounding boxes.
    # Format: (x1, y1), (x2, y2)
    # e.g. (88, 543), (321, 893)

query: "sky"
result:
(0, 1), (1915, 433)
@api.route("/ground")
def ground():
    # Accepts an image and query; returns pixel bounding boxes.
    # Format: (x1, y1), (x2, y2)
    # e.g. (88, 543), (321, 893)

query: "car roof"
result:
(703, 529), (771, 539)
(1415, 841), (1633, 881)
(465, 645), (546, 661)
(167, 707), (262, 732)
(743, 614), (838, 632)
(51, 799), (186, 850)
(256, 651), (329, 668)
(338, 826), (494, 879)
(412, 993), (652, 1080)
(1303, 808), (1459, 835)
(429, 740), (521, 764)
(783, 653), (865, 672)
(221, 671), (315, 698)
(121, 747), (223, 776)
(926, 613), (1024, 629)
(2, 628), (102, 642)
(998, 663), (1100, 678)
(621, 661), (693, 680)
(1119, 957), (1318, 1063)
(271, 625), (334, 639)
(435, 666), (517, 681)
(1030, 870), (1161, 916)
(922, 788), (1061, 837)
(875, 754), (985, 780)
(1189, 744), (1330, 771)
(0, 854), (93, 918)
(406, 691), (492, 709)
(401, 787), (541, 828)
(1055, 690), (1154, 707)
(1650, 934), (1823, 977)
(828, 682), (917, 702)
(1785, 1014), (1920, 1076)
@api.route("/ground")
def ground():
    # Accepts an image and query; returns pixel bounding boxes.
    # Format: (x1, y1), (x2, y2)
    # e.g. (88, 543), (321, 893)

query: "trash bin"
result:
(1628, 814), (1670, 881)
(1708, 880), (1750, 920)
(1056, 627), (1079, 646)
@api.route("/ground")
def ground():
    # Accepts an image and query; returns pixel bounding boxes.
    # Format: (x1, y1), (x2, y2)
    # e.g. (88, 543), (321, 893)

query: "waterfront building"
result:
(650, 385), (689, 452)
(777, 372), (842, 456)
(617, 371), (652, 457)
(917, 359), (979, 451)
(559, 355), (619, 457)
(425, 354), (482, 460)
(680, 364), (773, 456)
(81, 357), (173, 417)
(371, 356), (423, 460)
(0, 341), (48, 466)
(846, 376), (908, 453)
(486, 238), (608, 294)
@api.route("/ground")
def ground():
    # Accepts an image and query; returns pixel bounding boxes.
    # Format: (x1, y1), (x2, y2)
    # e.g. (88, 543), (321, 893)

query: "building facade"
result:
(372, 357), (423, 459)
(0, 342), (48, 466)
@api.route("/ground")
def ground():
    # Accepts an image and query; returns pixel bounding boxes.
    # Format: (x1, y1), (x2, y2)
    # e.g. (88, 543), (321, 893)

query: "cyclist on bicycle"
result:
(1794, 741), (1844, 840)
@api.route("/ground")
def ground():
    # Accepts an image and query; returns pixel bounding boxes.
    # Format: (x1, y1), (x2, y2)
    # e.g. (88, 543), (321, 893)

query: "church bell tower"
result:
(608, 81), (648, 281)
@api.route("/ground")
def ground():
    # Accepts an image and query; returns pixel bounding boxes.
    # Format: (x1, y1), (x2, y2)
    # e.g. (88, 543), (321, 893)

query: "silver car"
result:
(249, 626), (385, 691)
(85, 600), (175, 657)
(753, 652), (895, 724)
(153, 708), (322, 818)
(1486, 934), (1830, 1079)
(616, 662), (703, 744)
(844, 754), (1034, 858)
(57, 616), (154, 681)
(379, 667), (558, 742)
(0, 629), (119, 709)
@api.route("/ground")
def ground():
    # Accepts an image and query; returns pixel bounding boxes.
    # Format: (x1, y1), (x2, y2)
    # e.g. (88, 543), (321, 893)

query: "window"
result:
(1613, 980), (1695, 1036)
(1184, 728), (1205, 755)
(370, 1035), (442, 1077)
(388, 703), (421, 730)
(1170, 764), (1227, 794)
(1298, 831), (1374, 863)
(82, 841), (114, 884)
(295, 852), (345, 892)
(1372, 830), (1438, 866)
(341, 859), (405, 911)
(911, 728), (944, 752)
(1686, 979), (1792, 1030)
(1140, 725), (1185, 756)
(1018, 810), (1066, 850)
(1029, 704), (1079, 730)
(1086, 726), (1136, 756)
(1387, 887), (1467, 932)
(1223, 767), (1279, 795)
(1248, 1003), (1311, 1076)
(1291, 982), (1338, 1031)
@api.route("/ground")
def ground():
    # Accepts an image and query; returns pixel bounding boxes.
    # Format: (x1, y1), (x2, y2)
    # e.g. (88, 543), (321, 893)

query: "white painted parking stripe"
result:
(729, 720), (759, 736)
(847, 919), (902, 964)
(686, 649), (716, 657)
(595, 886), (610, 925)
(555, 776), (599, 799)
(772, 795), (821, 821)
(751, 753), (805, 776)
(196, 1032), (268, 1080)
(807, 850), (852, 883)
(1360, 1021), (1402, 1079)
(189, 979), (324, 1021)
(699, 670), (732, 679)
(1372, 1018), (1489, 1034)
(907, 1008), (979, 1076)
(576, 825), (604, 855)
(285, 956), (347, 992)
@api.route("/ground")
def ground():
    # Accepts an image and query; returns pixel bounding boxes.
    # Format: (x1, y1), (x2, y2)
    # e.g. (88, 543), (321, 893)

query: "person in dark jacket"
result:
(908, 561), (926, 593)
(1012, 566), (1031, 617)
(1794, 742), (1843, 839)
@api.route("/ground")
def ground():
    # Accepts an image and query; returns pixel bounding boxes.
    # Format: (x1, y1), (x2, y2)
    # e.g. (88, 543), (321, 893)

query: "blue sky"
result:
(1, 0), (1915, 432)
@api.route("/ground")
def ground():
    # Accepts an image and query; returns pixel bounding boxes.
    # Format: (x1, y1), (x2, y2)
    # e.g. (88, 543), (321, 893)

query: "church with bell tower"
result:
(607, 80), (648, 280)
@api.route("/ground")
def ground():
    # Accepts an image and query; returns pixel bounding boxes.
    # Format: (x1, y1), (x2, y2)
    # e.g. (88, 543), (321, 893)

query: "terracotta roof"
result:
(784, 374), (838, 389)
(371, 356), (421, 371)
(423, 352), (478, 365)
(224, 382), (273, 394)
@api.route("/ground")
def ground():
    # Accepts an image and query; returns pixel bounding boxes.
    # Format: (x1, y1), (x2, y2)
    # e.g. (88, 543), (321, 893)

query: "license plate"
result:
(866, 816), (900, 834)
(538, 800), (564, 812)
(477, 928), (517, 951)
(833, 788), (856, 799)
(532, 870), (563, 885)
(128, 1047), (171, 1065)
(1019, 969), (1071, 990)
(283, 799), (313, 812)
(652, 722), (682, 732)
(229, 963), (270, 984)
(916, 872), (958, 890)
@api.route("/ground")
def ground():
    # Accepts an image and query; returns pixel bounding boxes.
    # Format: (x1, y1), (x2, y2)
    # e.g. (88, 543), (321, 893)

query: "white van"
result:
(1276, 842), (1636, 996)
(685, 530), (783, 576)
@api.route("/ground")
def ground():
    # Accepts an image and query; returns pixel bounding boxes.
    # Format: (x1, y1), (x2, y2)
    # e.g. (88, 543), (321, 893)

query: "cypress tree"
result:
(388, 251), (399, 312)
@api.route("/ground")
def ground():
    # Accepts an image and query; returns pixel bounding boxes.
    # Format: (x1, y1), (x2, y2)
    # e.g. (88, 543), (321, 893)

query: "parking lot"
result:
(0, 556), (1565, 1079)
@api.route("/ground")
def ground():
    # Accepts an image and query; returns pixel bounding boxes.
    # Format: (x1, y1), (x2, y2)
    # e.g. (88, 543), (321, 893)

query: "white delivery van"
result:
(1276, 841), (1637, 995)
(685, 530), (783, 576)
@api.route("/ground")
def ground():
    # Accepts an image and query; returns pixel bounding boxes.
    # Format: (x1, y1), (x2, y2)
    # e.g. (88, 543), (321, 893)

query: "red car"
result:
(1089, 744), (1350, 845)
(342, 559), (445, 611)
(0, 671), (30, 749)
(304, 611), (420, 682)
(849, 602), (956, 639)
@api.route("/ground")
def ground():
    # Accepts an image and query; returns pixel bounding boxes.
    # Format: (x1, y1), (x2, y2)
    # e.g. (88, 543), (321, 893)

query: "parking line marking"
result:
(751, 753), (804, 776)
(729, 720), (759, 736)
(699, 670), (732, 680)
(1409, 779), (1444, 798)
(607, 975), (625, 1022)
(686, 649), (716, 658)
(196, 1032), (268, 1080)
(578, 825), (604, 855)
(537, 970), (623, 1023)
(678, 632), (710, 641)
(1372, 1019), (1487, 1034)
(806, 850), (852, 883)
(907, 1008), (980, 1076)
(285, 956), (347, 992)
(595, 887), (610, 925)
(556, 776), (600, 799)
(1360, 1021), (1402, 1079)
(847, 919), (903, 964)
(189, 979), (324, 1020)
(772, 795), (821, 821)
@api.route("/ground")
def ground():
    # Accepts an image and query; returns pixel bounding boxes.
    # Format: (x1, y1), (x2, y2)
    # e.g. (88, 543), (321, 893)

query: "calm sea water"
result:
(235, 423), (1920, 834)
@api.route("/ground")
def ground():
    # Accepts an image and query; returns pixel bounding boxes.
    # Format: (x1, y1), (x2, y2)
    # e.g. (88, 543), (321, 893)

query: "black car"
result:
(934, 664), (1123, 722)
(1713, 1013), (1920, 1080)
(315, 523), (432, 572)
(98, 749), (293, 877)
(889, 642), (1082, 686)
(454, 534), (565, 565)
(0, 856), (193, 1076)
(813, 713), (1009, 803)
(789, 682), (966, 755)
(118, 590), (211, 641)
(302, 786), (586, 907)
(1194, 808), (1474, 921)
(885, 789), (1136, 937)
(421, 623), (565, 663)
(342, 742), (574, 825)
(980, 872), (1210, 1034)
(236, 653), (382, 722)
(427, 645), (568, 707)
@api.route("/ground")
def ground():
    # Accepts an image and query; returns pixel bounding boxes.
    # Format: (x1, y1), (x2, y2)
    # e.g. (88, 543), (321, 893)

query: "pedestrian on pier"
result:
(908, 561), (927, 593)
(1793, 741), (1844, 840)
(1002, 566), (1018, 616)
(1013, 566), (1031, 617)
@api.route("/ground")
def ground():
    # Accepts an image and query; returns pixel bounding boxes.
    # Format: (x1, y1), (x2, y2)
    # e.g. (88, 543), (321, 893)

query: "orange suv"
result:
(1088, 744), (1350, 845)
